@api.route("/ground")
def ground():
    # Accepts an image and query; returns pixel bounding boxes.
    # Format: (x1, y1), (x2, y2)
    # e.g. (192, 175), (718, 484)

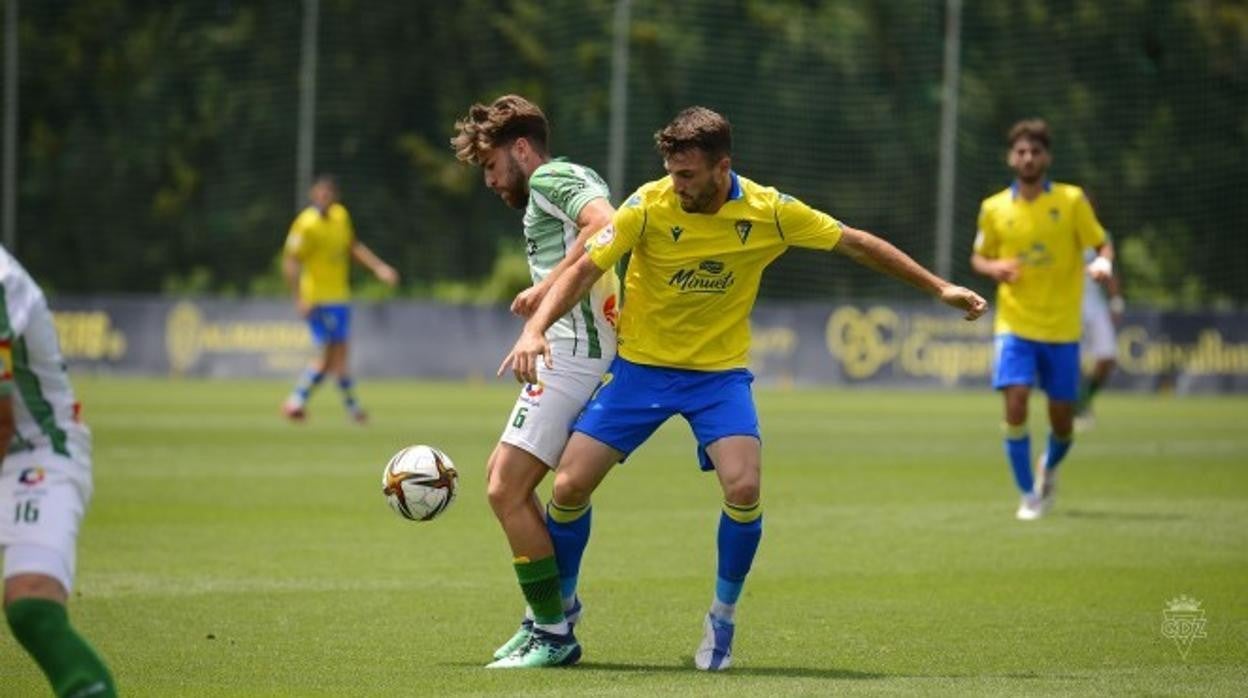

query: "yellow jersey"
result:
(284, 203), (355, 305)
(587, 172), (843, 370)
(974, 181), (1106, 342)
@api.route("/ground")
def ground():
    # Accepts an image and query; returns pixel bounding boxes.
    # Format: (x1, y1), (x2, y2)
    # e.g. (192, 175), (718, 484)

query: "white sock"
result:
(534, 619), (570, 635)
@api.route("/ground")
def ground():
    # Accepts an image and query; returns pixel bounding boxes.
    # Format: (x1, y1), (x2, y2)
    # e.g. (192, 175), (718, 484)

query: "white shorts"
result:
(1, 449), (93, 593)
(1081, 300), (1117, 361)
(499, 352), (614, 468)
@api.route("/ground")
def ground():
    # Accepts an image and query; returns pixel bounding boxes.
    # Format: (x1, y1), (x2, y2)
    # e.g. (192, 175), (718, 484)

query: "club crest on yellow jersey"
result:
(734, 220), (752, 244)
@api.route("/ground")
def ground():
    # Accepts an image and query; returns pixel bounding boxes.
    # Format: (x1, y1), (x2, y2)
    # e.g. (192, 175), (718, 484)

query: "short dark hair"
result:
(654, 106), (732, 162)
(311, 173), (338, 191)
(451, 94), (550, 165)
(1007, 118), (1051, 150)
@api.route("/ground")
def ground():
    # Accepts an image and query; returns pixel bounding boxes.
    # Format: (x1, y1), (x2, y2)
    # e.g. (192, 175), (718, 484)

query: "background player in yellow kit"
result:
(281, 175), (398, 423)
(971, 119), (1112, 520)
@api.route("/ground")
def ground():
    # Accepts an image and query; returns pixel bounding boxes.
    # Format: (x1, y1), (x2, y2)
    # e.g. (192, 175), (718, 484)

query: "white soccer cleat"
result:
(281, 397), (306, 422)
(1016, 493), (1044, 521)
(1073, 413), (1096, 432)
(694, 614), (734, 671)
(1036, 455), (1059, 514)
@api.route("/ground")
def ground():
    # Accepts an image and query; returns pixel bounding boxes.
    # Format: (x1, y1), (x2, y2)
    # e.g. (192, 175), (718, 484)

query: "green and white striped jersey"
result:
(523, 159), (618, 359)
(0, 245), (90, 461)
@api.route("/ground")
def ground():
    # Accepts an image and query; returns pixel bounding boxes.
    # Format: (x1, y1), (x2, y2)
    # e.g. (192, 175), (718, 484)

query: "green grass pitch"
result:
(2, 377), (1246, 695)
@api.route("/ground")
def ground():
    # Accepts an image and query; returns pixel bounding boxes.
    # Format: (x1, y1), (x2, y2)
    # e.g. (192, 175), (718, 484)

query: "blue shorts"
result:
(306, 304), (351, 345)
(993, 334), (1079, 401)
(572, 356), (760, 471)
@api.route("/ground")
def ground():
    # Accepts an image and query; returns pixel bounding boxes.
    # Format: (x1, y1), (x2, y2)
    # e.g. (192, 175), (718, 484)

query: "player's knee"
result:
(551, 472), (593, 509)
(722, 479), (760, 507)
(484, 469), (525, 515)
(3, 574), (67, 608)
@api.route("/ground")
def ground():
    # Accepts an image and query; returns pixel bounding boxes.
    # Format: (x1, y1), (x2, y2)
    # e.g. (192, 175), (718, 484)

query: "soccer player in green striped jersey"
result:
(452, 95), (619, 668)
(0, 245), (117, 696)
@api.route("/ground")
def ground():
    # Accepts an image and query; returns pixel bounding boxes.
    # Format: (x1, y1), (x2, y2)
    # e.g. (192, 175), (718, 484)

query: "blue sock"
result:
(1045, 432), (1073, 470)
(713, 505), (763, 621)
(337, 376), (358, 411)
(293, 368), (325, 402)
(1004, 425), (1033, 494)
(546, 501), (592, 604)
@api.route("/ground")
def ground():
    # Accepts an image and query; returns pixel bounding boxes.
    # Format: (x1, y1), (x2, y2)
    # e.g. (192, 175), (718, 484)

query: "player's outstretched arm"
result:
(971, 252), (1020, 283)
(351, 241), (400, 287)
(499, 254), (606, 384)
(836, 226), (987, 321)
(511, 198), (615, 317)
(281, 254), (310, 317)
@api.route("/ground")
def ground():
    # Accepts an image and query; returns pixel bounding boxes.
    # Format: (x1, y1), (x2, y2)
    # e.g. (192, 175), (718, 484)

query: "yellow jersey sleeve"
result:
(776, 195), (843, 250)
(586, 192), (646, 270)
(973, 200), (1000, 258)
(339, 206), (357, 244)
(284, 214), (311, 260)
(1072, 189), (1106, 249)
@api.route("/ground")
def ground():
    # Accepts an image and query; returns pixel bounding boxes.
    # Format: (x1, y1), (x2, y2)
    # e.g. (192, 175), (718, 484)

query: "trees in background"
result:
(11, 0), (1246, 307)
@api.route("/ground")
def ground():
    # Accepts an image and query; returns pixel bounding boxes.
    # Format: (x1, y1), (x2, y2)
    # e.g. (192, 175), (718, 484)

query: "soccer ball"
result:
(382, 445), (458, 521)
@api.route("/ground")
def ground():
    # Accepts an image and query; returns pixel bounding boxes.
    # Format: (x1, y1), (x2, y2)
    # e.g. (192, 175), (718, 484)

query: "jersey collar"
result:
(727, 170), (743, 201)
(1010, 179), (1053, 200)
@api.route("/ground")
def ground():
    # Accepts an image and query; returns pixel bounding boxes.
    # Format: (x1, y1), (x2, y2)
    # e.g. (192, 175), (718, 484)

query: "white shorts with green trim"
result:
(499, 352), (615, 469)
(1, 449), (93, 593)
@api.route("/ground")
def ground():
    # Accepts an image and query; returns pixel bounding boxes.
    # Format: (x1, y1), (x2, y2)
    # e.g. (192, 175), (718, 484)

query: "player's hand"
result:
(510, 284), (547, 318)
(940, 285), (989, 321)
(498, 329), (552, 385)
(992, 259), (1021, 283)
(375, 263), (399, 287)
(295, 298), (311, 318)
(1086, 256), (1112, 283)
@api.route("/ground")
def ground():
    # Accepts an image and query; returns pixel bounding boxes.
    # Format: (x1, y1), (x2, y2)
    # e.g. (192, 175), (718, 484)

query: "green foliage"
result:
(428, 243), (533, 305)
(9, 1), (1247, 307)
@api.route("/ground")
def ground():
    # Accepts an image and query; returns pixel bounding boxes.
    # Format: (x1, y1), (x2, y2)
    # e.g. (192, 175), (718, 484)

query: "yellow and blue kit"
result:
(576, 171), (843, 467)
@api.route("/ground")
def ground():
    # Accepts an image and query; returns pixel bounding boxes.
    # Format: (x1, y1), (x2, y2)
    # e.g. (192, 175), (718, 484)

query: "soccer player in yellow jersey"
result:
(500, 107), (986, 671)
(971, 119), (1112, 520)
(281, 175), (398, 422)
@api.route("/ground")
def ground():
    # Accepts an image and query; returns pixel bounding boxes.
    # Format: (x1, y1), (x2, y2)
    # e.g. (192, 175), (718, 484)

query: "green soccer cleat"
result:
(492, 620), (533, 661)
(491, 598), (582, 661)
(486, 628), (582, 668)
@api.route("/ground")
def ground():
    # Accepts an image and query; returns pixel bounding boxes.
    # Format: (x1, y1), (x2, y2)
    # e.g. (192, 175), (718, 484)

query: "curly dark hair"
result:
(451, 95), (549, 165)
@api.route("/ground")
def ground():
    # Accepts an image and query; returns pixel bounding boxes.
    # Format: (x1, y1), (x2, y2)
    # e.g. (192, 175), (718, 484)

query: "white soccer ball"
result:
(381, 445), (458, 521)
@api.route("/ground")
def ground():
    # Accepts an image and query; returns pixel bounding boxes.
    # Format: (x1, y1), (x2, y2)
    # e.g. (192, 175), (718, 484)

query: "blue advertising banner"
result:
(49, 297), (1248, 393)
